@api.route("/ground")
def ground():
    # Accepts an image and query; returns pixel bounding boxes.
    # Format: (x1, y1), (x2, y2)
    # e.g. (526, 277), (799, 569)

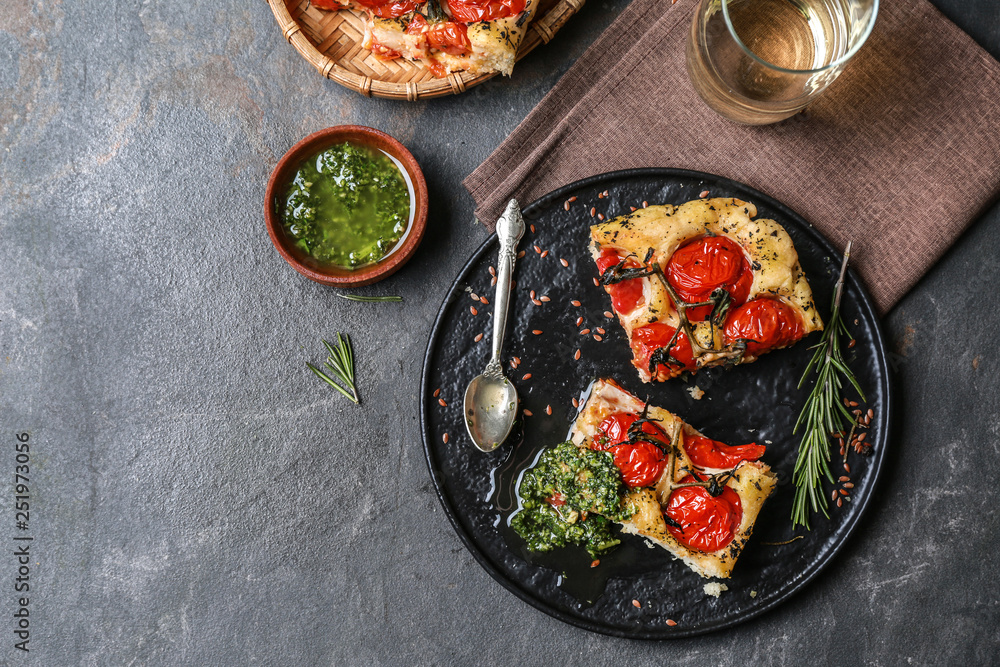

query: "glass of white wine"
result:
(686, 0), (879, 125)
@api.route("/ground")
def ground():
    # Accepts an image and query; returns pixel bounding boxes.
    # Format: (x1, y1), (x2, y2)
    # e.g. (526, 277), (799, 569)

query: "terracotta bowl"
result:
(264, 125), (428, 287)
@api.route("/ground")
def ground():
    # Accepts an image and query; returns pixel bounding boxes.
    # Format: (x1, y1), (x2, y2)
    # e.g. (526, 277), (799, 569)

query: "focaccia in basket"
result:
(569, 379), (777, 579)
(590, 198), (823, 382)
(312, 0), (535, 78)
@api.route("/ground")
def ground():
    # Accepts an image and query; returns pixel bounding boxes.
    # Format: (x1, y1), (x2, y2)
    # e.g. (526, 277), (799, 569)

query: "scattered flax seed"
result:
(442, 433), (449, 444)
(590, 207), (596, 217)
(513, 356), (521, 365)
(471, 293), (479, 301)
(632, 600), (641, 609)
(848, 338), (857, 348)
(699, 190), (710, 198)
(532, 299), (542, 306)
(597, 214), (605, 221)
(843, 482), (855, 489)
(602, 190), (609, 197)
(517, 251), (525, 260)
(489, 266), (496, 277)
(480, 296), (489, 305)
(546, 405), (552, 415)
(575, 317), (584, 326)
(630, 206), (637, 212)
(591, 559), (600, 567)
(438, 398), (448, 407)
(491, 277), (497, 286)
(540, 296), (550, 302)
(594, 334), (603, 341)
(564, 200), (571, 211)
(530, 290), (536, 299)
(573, 398), (580, 408)
(574, 349), (581, 360)
(831, 489), (838, 501)
(593, 277), (600, 287)
(596, 327), (605, 335)
(541, 250), (549, 258)
(580, 329), (591, 335)
(839, 476), (850, 482)
(604, 311), (614, 319)
(533, 245), (542, 254)
(848, 400), (859, 407)
(470, 306), (478, 315)
(844, 463), (851, 473)
(642, 201), (648, 208)
(523, 409), (533, 417)
(666, 619), (677, 627)
(560, 258), (569, 267)
(522, 373), (532, 380)
(568, 196), (577, 203)
(433, 388), (441, 398)
(571, 300), (582, 307)
(598, 192), (604, 199)
(839, 489), (849, 496)
(837, 497), (843, 508)
(474, 333), (483, 342)
(530, 224), (536, 234)
(867, 408), (874, 420)
(532, 330), (543, 335)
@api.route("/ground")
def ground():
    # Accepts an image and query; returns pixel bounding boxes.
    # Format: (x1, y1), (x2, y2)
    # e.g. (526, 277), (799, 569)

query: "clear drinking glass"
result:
(685, 0), (879, 125)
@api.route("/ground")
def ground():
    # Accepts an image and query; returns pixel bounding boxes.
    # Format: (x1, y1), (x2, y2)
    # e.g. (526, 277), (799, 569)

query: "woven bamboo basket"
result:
(266, 0), (584, 100)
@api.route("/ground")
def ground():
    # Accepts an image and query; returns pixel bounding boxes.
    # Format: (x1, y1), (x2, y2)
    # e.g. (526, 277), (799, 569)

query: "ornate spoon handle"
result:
(487, 200), (524, 376)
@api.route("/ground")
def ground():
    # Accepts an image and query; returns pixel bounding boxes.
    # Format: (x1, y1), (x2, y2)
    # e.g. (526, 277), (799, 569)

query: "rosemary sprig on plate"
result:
(336, 294), (402, 302)
(791, 242), (864, 529)
(307, 334), (359, 404)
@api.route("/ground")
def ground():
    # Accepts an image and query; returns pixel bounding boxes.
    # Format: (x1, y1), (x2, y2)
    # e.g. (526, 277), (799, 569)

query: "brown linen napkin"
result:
(464, 0), (1000, 313)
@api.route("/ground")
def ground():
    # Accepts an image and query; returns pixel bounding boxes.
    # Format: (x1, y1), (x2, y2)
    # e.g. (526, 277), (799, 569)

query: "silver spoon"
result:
(464, 199), (525, 452)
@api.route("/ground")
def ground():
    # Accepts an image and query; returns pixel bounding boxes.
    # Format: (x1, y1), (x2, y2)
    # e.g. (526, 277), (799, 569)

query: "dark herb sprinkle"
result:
(511, 442), (634, 558)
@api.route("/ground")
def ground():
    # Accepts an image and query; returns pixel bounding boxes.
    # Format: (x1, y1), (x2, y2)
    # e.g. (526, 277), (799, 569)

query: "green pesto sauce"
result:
(281, 142), (411, 269)
(511, 442), (634, 558)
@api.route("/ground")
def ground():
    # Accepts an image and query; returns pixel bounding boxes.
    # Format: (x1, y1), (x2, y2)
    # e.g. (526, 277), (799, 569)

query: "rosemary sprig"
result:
(336, 294), (402, 302)
(791, 242), (864, 529)
(307, 334), (359, 404)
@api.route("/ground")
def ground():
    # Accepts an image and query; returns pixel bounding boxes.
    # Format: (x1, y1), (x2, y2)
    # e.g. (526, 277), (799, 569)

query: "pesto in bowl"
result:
(281, 142), (412, 270)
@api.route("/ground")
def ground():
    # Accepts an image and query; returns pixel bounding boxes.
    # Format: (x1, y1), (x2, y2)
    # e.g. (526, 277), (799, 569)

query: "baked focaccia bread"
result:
(590, 198), (823, 382)
(570, 379), (778, 579)
(312, 0), (535, 78)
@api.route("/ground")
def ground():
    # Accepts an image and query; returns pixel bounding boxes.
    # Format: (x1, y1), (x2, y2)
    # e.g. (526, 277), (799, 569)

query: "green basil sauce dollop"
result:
(512, 442), (635, 558)
(282, 142), (410, 269)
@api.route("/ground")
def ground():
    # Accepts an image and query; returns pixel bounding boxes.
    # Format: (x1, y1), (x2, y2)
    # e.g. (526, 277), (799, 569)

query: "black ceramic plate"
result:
(420, 169), (890, 638)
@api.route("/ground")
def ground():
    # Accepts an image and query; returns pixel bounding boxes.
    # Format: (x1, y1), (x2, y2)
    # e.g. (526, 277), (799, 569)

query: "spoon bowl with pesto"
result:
(265, 125), (428, 287)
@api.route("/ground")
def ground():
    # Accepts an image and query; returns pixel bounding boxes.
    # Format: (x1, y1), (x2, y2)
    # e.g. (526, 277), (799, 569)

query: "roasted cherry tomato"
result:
(595, 248), (645, 316)
(611, 441), (666, 488)
(426, 21), (470, 55)
(723, 297), (803, 357)
(665, 475), (742, 552)
(546, 492), (566, 507)
(405, 13), (427, 33)
(368, 38), (402, 59)
(443, 0), (525, 22)
(355, 0), (421, 18)
(666, 235), (752, 321)
(593, 412), (667, 451)
(630, 322), (697, 375)
(684, 434), (765, 469)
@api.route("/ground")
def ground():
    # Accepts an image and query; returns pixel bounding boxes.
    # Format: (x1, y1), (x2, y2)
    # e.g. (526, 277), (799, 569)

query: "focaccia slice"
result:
(590, 198), (823, 383)
(571, 378), (778, 579)
(361, 0), (535, 77)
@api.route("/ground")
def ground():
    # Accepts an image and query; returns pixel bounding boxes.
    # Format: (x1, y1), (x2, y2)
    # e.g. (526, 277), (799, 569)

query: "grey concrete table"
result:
(1, 0), (998, 664)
